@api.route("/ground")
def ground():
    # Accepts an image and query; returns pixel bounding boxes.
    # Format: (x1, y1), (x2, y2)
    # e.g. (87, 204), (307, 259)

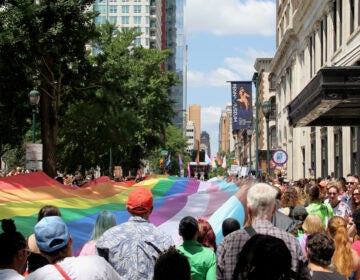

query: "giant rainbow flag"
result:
(0, 171), (245, 253)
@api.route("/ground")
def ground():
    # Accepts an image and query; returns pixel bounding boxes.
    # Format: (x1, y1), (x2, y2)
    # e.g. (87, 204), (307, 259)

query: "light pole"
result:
(252, 73), (260, 178)
(246, 128), (253, 170)
(262, 100), (271, 175)
(28, 89), (40, 143)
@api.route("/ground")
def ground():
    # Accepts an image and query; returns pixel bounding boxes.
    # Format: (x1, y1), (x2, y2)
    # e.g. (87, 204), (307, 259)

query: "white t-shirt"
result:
(25, 255), (122, 280)
(0, 268), (24, 280)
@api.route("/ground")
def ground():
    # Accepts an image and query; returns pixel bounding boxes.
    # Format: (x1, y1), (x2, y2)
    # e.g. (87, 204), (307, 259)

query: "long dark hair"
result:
(0, 219), (26, 265)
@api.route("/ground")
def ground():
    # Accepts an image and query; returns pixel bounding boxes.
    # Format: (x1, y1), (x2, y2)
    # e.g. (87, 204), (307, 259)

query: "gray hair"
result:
(247, 183), (277, 219)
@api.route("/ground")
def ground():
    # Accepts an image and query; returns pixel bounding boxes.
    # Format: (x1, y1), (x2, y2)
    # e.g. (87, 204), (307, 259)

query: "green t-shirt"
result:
(177, 240), (216, 280)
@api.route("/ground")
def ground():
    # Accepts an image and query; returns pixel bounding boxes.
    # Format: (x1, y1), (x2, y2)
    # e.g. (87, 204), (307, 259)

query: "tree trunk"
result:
(40, 84), (58, 178)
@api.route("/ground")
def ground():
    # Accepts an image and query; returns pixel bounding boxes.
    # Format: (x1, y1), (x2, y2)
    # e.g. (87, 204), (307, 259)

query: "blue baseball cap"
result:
(34, 216), (70, 253)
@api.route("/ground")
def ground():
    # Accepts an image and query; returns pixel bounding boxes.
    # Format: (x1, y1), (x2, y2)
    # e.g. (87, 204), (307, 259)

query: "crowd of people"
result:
(2, 174), (360, 279)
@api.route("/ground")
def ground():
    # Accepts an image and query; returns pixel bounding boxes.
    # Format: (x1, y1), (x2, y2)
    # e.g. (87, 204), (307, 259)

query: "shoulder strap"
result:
(53, 263), (71, 280)
(244, 226), (257, 237)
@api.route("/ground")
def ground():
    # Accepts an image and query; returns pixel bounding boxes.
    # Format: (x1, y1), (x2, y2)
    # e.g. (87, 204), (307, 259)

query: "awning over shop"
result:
(287, 66), (360, 127)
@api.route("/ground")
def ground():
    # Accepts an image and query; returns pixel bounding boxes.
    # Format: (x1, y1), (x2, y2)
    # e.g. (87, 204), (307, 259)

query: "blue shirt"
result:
(96, 215), (174, 280)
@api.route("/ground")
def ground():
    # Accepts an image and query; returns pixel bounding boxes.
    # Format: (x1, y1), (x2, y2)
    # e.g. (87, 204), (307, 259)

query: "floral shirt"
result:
(96, 216), (174, 280)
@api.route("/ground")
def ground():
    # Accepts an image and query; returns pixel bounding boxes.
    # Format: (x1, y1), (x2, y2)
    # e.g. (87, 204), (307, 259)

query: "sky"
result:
(184, 0), (276, 154)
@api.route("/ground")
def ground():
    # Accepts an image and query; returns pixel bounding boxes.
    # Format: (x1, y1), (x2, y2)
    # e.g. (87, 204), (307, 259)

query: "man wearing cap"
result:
(25, 216), (121, 280)
(96, 186), (174, 280)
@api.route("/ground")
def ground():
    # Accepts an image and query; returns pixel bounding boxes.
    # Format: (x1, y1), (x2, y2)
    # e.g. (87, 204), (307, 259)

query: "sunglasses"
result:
(328, 192), (337, 196)
(347, 182), (357, 185)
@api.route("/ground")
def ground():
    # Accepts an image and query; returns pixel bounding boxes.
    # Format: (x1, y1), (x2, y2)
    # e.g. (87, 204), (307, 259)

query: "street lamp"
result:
(28, 89), (40, 143)
(246, 128), (253, 169)
(262, 100), (271, 174)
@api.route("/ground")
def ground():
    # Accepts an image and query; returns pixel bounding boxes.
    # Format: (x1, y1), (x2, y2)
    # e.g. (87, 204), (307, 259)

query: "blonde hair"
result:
(327, 216), (353, 278)
(302, 214), (323, 234)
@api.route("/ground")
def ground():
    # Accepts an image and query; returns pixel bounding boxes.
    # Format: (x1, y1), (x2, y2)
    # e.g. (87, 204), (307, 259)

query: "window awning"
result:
(287, 67), (360, 127)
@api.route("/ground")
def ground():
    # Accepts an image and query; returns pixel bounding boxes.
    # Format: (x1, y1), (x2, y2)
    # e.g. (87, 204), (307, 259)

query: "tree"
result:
(0, 0), (99, 177)
(57, 25), (177, 175)
(148, 125), (190, 175)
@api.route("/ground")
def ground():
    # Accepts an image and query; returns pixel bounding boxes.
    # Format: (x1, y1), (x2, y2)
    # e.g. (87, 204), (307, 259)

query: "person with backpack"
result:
(216, 183), (310, 280)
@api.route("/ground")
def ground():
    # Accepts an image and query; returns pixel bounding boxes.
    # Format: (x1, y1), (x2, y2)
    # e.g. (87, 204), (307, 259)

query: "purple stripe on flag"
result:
(200, 191), (232, 219)
(150, 193), (188, 226)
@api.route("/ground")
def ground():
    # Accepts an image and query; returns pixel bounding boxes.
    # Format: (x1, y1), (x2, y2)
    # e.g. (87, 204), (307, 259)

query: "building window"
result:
(270, 97), (276, 120)
(323, 17), (327, 64)
(134, 38), (141, 46)
(109, 16), (117, 24)
(122, 6), (129, 13)
(269, 72), (276, 90)
(301, 147), (306, 178)
(309, 36), (313, 77)
(333, 1), (337, 52)
(358, 0), (360, 26)
(121, 16), (129, 24)
(334, 128), (343, 178)
(311, 127), (316, 177)
(145, 16), (149, 24)
(320, 127), (328, 178)
(351, 127), (358, 174)
(270, 126), (276, 149)
(350, 0), (355, 34)
(109, 0), (117, 2)
(339, 0), (342, 46)
(94, 16), (106, 24)
(109, 5), (117, 13)
(133, 16), (141, 24)
(320, 20), (324, 66)
(94, 5), (106, 14)
(134, 5), (141, 13)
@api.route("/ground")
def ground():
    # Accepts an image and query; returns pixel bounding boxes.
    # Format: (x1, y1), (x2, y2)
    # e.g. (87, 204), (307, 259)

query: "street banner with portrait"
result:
(231, 81), (253, 130)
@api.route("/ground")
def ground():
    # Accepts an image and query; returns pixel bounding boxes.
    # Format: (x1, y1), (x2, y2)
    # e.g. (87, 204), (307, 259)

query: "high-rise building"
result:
(93, 0), (162, 49)
(92, 0), (186, 129)
(219, 108), (231, 153)
(185, 121), (195, 153)
(200, 131), (211, 156)
(164, 0), (186, 129)
(188, 104), (201, 149)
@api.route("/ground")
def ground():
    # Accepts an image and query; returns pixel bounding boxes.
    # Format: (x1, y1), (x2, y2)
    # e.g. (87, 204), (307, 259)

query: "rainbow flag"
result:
(0, 171), (245, 253)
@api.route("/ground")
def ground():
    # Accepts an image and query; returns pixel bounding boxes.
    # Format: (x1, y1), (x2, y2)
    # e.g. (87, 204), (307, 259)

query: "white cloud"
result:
(185, 0), (276, 36)
(188, 68), (239, 87)
(202, 106), (223, 127)
(188, 47), (274, 88)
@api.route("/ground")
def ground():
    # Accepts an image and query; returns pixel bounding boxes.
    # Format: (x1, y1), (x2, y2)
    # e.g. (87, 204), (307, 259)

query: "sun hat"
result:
(126, 186), (153, 215)
(34, 216), (70, 253)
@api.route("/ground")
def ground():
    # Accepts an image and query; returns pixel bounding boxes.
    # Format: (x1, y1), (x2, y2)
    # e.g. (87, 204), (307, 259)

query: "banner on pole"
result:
(231, 81), (253, 130)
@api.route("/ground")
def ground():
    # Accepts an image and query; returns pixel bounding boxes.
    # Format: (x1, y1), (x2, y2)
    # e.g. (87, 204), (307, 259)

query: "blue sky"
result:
(184, 0), (276, 154)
